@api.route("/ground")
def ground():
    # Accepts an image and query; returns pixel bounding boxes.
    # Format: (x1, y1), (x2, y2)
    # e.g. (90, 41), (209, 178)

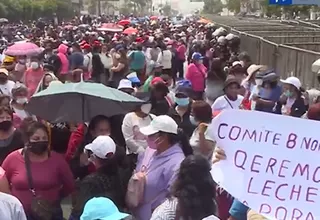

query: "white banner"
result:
(209, 110), (320, 220)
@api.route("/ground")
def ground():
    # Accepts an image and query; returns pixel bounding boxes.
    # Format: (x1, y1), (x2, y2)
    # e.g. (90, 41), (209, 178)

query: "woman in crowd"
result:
(122, 102), (154, 155)
(70, 135), (130, 220)
(0, 166), (10, 193)
(189, 101), (215, 160)
(211, 75), (244, 111)
(168, 85), (195, 138)
(110, 46), (129, 88)
(67, 115), (112, 179)
(11, 83), (35, 127)
(186, 52), (207, 100)
(275, 76), (307, 117)
(0, 106), (24, 164)
(150, 79), (171, 116)
(2, 121), (75, 219)
(253, 72), (282, 113)
(24, 56), (44, 98)
(35, 71), (58, 93)
(157, 44), (172, 77)
(151, 155), (218, 220)
(133, 115), (193, 220)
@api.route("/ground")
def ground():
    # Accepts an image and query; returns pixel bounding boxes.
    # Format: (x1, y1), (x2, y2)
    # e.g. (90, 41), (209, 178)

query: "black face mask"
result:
(28, 141), (49, 155)
(0, 120), (12, 132)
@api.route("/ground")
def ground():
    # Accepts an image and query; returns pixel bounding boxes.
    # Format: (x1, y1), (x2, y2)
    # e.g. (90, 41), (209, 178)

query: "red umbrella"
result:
(123, 27), (138, 35)
(5, 42), (42, 56)
(97, 23), (123, 32)
(118, 19), (131, 26)
(150, 16), (158, 20)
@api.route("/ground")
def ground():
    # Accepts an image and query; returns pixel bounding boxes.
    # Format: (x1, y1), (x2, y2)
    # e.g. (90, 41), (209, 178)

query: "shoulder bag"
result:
(24, 148), (61, 220)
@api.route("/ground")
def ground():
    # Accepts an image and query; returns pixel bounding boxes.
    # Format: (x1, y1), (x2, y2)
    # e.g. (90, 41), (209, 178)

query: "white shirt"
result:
(0, 80), (15, 97)
(211, 95), (244, 111)
(189, 126), (215, 160)
(99, 53), (113, 69)
(122, 112), (155, 154)
(0, 192), (27, 220)
(157, 50), (172, 69)
(83, 53), (92, 71)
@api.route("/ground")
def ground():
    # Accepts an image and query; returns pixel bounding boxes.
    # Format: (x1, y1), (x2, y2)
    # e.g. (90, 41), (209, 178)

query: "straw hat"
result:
(247, 210), (268, 220)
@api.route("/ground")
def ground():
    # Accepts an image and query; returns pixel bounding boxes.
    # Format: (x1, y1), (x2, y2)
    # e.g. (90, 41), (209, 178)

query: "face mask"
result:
(284, 90), (293, 97)
(189, 116), (199, 126)
(175, 97), (189, 106)
(0, 120), (12, 132)
(31, 62), (39, 69)
(69, 48), (73, 53)
(255, 79), (263, 86)
(141, 104), (152, 115)
(28, 141), (49, 155)
(146, 136), (159, 150)
(16, 97), (28, 105)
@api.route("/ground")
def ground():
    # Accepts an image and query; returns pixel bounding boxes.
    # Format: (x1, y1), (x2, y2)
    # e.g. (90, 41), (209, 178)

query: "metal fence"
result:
(231, 29), (320, 88)
(207, 16), (320, 88)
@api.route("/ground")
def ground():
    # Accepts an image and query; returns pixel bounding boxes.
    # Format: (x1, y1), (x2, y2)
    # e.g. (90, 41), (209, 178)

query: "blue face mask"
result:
(175, 97), (189, 106)
(189, 116), (199, 126)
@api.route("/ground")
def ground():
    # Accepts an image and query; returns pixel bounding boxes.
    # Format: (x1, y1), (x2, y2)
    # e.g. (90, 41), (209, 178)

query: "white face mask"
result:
(16, 97), (28, 105)
(31, 62), (39, 69)
(255, 79), (263, 86)
(141, 103), (152, 115)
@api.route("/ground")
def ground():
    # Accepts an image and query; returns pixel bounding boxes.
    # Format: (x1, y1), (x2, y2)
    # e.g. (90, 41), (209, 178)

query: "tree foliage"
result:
(203, 0), (224, 14)
(226, 0), (241, 14)
(0, 0), (75, 21)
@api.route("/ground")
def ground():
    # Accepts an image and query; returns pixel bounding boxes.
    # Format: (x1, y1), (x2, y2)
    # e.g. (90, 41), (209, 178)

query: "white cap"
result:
(281, 76), (301, 90)
(202, 215), (220, 220)
(217, 36), (226, 44)
(232, 61), (242, 67)
(140, 115), (178, 136)
(84, 136), (116, 159)
(117, 79), (134, 90)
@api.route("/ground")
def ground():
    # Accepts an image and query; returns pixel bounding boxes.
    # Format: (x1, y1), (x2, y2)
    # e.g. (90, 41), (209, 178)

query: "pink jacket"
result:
(57, 44), (69, 75)
(24, 68), (44, 97)
(186, 63), (207, 92)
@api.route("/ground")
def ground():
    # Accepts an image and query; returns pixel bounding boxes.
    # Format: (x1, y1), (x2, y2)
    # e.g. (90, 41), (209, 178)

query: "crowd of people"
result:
(0, 13), (319, 220)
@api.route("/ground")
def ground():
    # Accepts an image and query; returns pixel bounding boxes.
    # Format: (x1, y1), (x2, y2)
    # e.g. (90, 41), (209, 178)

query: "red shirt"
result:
(176, 44), (186, 61)
(2, 150), (75, 213)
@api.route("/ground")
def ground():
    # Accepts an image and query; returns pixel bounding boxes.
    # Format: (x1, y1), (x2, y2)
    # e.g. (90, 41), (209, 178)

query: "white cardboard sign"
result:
(209, 110), (320, 220)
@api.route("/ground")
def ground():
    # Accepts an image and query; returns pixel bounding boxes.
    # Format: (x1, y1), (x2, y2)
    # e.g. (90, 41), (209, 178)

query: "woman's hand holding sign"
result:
(212, 147), (226, 164)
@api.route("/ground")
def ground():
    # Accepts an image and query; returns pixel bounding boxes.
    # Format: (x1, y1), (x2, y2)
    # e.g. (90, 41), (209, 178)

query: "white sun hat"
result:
(84, 136), (116, 159)
(281, 76), (301, 90)
(140, 115), (178, 136)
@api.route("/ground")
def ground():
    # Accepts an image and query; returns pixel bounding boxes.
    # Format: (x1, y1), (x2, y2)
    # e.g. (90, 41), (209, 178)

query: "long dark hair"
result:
(172, 155), (217, 220)
(166, 129), (193, 157)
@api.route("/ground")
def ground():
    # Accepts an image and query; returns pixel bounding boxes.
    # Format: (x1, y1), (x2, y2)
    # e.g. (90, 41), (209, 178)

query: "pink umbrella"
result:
(64, 24), (74, 30)
(5, 42), (42, 56)
(123, 27), (138, 35)
(97, 23), (123, 32)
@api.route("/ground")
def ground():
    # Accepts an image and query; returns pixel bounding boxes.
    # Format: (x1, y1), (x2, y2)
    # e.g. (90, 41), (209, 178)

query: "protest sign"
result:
(209, 110), (320, 220)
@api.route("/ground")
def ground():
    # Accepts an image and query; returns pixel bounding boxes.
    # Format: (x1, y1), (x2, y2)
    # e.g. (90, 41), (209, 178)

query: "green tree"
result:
(203, 0), (223, 14)
(161, 3), (172, 16)
(226, 0), (241, 13)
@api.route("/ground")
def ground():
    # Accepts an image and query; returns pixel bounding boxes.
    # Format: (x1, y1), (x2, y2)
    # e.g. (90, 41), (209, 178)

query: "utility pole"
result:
(97, 0), (101, 15)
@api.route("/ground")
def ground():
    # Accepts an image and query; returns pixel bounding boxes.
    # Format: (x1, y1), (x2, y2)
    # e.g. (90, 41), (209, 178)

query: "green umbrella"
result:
(26, 81), (144, 123)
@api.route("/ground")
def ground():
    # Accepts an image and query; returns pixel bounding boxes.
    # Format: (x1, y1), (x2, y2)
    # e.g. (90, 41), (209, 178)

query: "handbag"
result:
(125, 148), (154, 208)
(24, 148), (61, 220)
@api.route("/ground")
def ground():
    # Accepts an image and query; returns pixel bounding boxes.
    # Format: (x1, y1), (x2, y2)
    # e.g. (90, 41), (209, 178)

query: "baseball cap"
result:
(281, 76), (301, 90)
(80, 197), (129, 220)
(140, 115), (178, 136)
(118, 79), (134, 91)
(0, 68), (8, 76)
(84, 136), (116, 159)
(192, 52), (204, 61)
